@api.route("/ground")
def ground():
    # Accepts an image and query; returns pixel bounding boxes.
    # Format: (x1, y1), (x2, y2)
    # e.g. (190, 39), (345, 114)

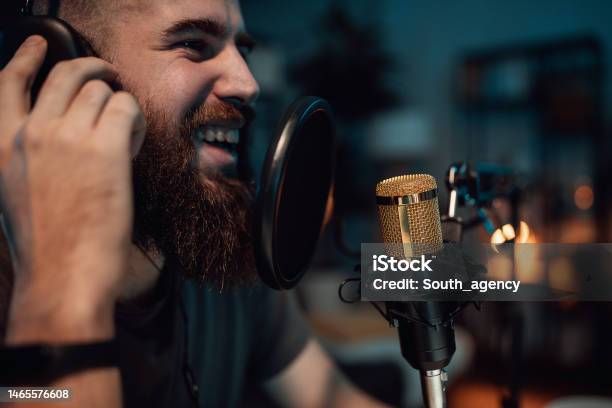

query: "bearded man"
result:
(0, 0), (389, 407)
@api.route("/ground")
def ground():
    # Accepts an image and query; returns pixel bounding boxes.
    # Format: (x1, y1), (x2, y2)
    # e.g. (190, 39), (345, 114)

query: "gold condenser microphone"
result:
(376, 174), (454, 408)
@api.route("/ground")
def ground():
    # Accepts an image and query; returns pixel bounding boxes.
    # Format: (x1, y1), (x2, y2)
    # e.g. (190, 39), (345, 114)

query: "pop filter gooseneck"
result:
(253, 97), (335, 290)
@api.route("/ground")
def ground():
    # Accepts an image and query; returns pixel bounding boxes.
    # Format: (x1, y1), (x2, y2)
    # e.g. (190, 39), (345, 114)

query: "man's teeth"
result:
(197, 128), (239, 144)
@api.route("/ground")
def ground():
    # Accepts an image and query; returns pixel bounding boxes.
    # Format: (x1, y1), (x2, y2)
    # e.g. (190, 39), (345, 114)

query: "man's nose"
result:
(213, 47), (260, 106)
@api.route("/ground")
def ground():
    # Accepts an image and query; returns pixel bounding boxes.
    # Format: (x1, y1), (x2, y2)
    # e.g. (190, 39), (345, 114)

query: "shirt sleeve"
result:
(246, 285), (311, 381)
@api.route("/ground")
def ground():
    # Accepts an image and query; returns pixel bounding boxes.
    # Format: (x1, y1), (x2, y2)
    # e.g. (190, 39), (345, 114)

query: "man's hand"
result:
(0, 35), (145, 344)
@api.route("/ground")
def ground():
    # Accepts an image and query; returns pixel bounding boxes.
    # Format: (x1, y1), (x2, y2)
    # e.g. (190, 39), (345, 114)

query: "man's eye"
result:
(174, 40), (216, 60)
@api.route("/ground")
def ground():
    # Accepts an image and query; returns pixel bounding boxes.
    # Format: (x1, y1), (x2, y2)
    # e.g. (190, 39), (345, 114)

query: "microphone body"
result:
(376, 174), (455, 408)
(394, 301), (455, 408)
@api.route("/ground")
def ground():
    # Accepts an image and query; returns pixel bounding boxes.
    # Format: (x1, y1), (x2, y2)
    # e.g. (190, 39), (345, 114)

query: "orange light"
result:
(518, 221), (531, 243)
(490, 221), (532, 246)
(489, 221), (540, 282)
(574, 185), (594, 210)
(491, 229), (506, 245)
(501, 224), (516, 241)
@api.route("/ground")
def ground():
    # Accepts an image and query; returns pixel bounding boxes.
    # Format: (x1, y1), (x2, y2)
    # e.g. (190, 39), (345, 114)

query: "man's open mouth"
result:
(195, 126), (240, 154)
(192, 126), (240, 170)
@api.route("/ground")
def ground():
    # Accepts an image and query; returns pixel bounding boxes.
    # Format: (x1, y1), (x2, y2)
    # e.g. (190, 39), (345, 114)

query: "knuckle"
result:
(51, 59), (75, 76)
(46, 61), (74, 86)
(21, 121), (38, 138)
(48, 58), (97, 81)
(81, 79), (112, 101)
(55, 124), (78, 141)
(20, 122), (44, 150)
(109, 92), (140, 117)
(62, 57), (107, 75)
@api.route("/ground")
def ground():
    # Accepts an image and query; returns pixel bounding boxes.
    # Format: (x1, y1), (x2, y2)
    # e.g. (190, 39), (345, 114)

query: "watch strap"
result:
(0, 338), (119, 386)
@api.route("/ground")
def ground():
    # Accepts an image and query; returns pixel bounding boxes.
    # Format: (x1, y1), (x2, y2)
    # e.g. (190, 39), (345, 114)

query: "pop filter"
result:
(253, 96), (335, 290)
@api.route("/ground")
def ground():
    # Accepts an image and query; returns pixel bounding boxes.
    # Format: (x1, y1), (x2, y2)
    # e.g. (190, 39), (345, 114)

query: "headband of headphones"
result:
(18, 0), (99, 58)
(21, 0), (62, 18)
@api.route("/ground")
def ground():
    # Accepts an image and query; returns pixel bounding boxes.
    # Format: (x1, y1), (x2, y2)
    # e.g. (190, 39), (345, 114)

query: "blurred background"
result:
(241, 0), (612, 406)
(1, 0), (611, 406)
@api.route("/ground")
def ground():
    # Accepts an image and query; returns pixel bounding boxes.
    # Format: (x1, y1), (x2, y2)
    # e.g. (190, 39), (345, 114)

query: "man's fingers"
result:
(95, 92), (146, 157)
(0, 36), (48, 124)
(30, 57), (117, 121)
(63, 80), (114, 134)
(130, 118), (147, 159)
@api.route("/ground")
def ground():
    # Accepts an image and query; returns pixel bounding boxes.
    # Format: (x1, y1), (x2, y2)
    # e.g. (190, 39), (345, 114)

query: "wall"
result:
(242, 0), (612, 183)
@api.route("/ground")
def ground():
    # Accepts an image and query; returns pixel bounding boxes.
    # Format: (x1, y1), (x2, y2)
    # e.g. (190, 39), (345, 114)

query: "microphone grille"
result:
(376, 174), (437, 197)
(376, 174), (442, 255)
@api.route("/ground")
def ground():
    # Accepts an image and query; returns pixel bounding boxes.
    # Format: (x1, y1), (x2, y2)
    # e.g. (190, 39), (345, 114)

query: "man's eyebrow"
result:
(162, 18), (228, 39)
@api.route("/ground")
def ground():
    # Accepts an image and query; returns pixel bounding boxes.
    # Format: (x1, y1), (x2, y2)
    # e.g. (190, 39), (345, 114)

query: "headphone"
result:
(1, 0), (94, 101)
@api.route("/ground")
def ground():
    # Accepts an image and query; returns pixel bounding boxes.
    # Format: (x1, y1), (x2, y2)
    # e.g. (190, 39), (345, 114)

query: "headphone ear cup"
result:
(1, 15), (88, 103)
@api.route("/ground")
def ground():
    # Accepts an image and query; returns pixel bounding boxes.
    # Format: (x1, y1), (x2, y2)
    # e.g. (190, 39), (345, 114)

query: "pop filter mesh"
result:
(275, 110), (334, 282)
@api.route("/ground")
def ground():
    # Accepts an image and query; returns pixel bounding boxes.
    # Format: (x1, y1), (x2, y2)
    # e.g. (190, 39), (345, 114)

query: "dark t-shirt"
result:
(115, 267), (310, 407)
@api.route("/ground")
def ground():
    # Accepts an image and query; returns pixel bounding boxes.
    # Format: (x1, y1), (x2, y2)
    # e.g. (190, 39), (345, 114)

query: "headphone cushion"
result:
(1, 16), (89, 101)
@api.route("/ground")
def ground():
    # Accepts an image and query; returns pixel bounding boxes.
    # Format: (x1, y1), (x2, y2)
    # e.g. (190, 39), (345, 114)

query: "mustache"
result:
(183, 100), (256, 134)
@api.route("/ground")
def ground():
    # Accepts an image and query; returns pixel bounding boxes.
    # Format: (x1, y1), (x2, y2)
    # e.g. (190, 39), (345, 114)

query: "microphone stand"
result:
(387, 301), (457, 408)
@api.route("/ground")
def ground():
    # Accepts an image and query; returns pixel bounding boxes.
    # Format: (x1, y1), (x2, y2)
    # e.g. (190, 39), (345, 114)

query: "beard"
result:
(132, 100), (257, 290)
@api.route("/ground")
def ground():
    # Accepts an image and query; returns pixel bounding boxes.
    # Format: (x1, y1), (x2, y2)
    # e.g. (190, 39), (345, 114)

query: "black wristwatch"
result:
(0, 339), (119, 386)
